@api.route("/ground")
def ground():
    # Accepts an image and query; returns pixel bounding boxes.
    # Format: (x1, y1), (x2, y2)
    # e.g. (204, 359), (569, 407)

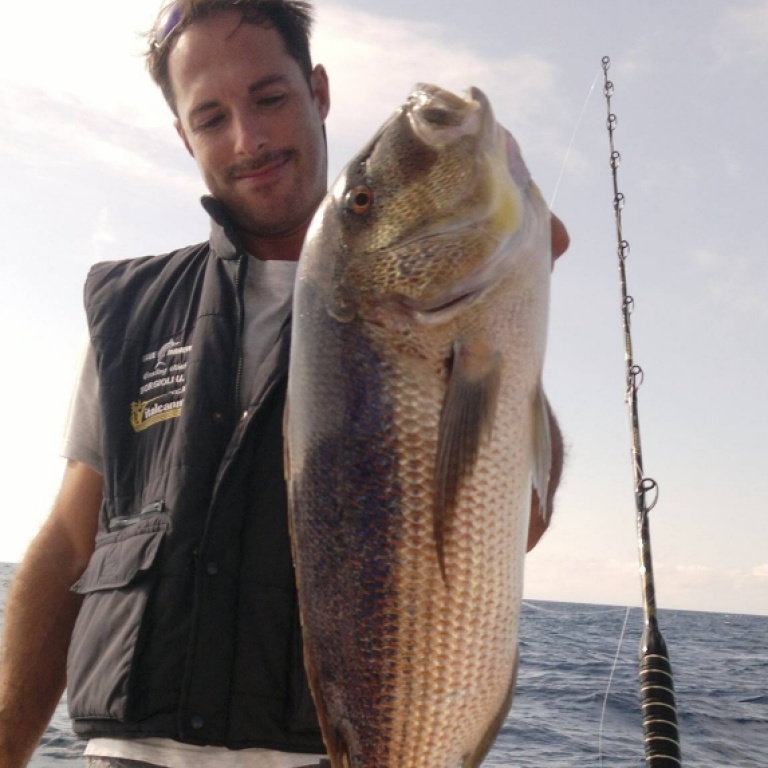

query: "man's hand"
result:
(551, 212), (570, 265)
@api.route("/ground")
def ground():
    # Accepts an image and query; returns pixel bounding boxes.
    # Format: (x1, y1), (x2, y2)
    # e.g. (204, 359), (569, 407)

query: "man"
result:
(0, 1), (569, 767)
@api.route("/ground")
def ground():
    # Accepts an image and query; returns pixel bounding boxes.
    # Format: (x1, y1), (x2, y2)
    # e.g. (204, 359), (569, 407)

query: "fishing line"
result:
(597, 605), (632, 767)
(548, 66), (602, 210)
(601, 55), (682, 767)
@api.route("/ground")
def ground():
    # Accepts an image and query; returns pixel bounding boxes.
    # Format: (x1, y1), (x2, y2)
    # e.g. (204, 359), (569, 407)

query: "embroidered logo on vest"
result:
(130, 339), (191, 432)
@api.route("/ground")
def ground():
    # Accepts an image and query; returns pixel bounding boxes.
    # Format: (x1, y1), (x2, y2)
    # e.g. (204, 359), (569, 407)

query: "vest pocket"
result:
(66, 517), (168, 721)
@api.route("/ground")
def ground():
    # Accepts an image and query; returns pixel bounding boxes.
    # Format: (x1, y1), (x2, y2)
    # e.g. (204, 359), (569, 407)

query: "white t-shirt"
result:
(64, 256), (324, 768)
(83, 739), (324, 768)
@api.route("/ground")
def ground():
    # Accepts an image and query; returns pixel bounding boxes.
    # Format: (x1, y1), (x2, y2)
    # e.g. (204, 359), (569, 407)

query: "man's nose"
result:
(231, 110), (267, 156)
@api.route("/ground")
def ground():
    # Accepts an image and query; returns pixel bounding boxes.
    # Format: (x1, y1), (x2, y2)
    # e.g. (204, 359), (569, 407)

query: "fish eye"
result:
(346, 185), (374, 215)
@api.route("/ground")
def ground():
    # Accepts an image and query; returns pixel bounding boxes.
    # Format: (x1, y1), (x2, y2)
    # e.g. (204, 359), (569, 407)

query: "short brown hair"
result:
(146, 0), (315, 115)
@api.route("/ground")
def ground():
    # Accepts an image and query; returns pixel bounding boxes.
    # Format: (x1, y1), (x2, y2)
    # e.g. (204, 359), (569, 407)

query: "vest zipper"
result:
(233, 252), (247, 412)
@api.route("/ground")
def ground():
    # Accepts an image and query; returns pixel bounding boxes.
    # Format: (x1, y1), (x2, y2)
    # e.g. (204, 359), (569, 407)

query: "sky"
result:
(0, 0), (766, 616)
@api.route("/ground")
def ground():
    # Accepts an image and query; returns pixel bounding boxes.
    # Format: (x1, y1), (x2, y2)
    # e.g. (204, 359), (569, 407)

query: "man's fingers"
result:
(551, 213), (570, 265)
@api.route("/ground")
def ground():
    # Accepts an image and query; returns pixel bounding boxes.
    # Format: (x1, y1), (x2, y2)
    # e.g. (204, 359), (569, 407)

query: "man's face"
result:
(170, 11), (330, 244)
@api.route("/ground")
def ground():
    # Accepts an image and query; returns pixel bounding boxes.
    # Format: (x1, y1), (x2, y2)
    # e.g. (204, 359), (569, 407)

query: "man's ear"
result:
(310, 64), (330, 122)
(175, 118), (194, 157)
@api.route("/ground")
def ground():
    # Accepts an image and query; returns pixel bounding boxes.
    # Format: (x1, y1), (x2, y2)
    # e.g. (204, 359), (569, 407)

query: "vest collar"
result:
(202, 196), (244, 261)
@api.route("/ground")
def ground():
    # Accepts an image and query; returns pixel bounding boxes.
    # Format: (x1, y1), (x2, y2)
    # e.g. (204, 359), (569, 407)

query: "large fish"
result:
(285, 83), (552, 768)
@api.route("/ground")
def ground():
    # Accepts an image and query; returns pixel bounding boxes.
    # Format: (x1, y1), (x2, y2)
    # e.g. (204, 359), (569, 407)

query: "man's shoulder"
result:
(84, 241), (218, 329)
(88, 240), (211, 285)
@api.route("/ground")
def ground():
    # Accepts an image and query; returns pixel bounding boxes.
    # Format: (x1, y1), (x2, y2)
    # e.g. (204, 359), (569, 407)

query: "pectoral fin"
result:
(434, 338), (502, 577)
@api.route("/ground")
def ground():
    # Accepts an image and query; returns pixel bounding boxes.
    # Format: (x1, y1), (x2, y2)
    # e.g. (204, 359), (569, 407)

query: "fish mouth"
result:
(407, 84), (495, 149)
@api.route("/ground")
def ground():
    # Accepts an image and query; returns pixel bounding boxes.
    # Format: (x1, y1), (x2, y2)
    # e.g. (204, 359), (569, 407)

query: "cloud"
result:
(712, 1), (768, 64)
(690, 248), (721, 271)
(314, 3), (564, 176)
(688, 246), (768, 320)
(0, 0), (166, 123)
(0, 82), (201, 197)
(525, 553), (768, 615)
(612, 40), (662, 84)
(720, 144), (745, 180)
(92, 208), (116, 262)
(0, 1), (205, 199)
(525, 554), (641, 608)
(653, 561), (768, 615)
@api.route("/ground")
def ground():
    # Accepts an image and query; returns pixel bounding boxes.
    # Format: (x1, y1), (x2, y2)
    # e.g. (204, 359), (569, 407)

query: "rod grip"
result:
(639, 623), (682, 766)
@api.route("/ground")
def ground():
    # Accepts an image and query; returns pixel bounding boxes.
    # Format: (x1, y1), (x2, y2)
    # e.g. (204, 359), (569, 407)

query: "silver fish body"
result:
(286, 84), (552, 768)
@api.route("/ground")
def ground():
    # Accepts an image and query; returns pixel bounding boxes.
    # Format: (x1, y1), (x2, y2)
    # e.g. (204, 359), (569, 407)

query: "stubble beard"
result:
(227, 172), (326, 242)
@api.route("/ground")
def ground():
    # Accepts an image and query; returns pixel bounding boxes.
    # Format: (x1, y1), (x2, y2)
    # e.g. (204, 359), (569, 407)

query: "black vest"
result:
(66, 198), (323, 752)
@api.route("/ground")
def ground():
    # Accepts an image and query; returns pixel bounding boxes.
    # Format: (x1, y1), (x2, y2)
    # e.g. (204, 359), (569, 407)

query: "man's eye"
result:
(197, 115), (225, 131)
(257, 94), (286, 108)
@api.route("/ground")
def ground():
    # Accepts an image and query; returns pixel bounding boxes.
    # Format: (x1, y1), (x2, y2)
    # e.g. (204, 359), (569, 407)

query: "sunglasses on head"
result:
(150, 0), (252, 49)
(150, 2), (184, 49)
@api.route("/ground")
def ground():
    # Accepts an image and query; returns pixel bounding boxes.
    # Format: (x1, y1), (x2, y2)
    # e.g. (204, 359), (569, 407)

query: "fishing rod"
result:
(601, 55), (682, 767)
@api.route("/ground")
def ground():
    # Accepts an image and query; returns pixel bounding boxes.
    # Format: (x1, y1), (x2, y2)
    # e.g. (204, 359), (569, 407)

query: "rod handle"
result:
(639, 622), (682, 766)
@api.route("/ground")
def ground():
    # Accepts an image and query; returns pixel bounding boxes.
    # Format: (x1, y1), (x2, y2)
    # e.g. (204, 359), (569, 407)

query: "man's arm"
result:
(0, 460), (102, 768)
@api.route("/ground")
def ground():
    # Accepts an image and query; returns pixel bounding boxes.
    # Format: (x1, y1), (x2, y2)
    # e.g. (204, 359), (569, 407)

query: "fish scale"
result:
(286, 83), (551, 768)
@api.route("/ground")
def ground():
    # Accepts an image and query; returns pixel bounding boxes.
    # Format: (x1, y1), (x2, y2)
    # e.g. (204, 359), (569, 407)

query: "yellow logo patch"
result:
(130, 338), (191, 433)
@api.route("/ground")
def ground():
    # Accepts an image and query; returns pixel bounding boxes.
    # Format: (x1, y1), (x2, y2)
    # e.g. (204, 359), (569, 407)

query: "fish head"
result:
(299, 83), (550, 339)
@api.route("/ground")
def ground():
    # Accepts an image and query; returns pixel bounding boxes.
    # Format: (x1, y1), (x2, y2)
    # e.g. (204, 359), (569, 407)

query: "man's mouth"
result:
(230, 150), (294, 182)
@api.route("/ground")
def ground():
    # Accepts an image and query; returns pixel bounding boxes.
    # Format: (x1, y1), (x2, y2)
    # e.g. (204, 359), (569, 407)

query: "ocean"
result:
(2, 562), (766, 767)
